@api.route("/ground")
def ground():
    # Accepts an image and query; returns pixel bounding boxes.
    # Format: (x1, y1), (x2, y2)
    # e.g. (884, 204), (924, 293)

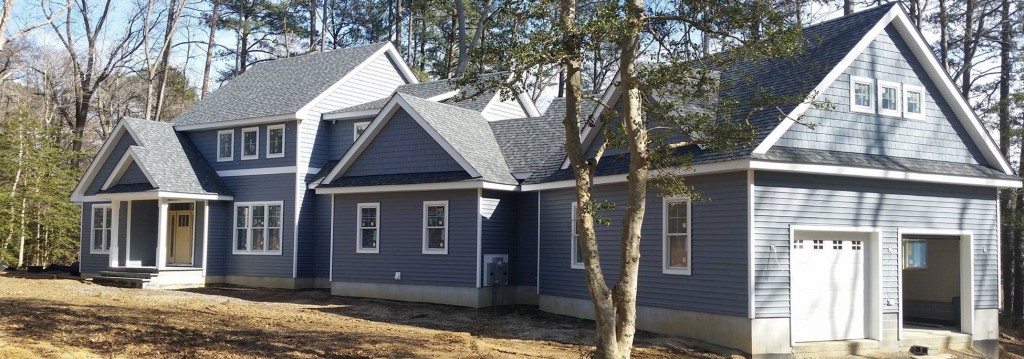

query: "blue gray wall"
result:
(515, 192), (538, 286)
(117, 162), (150, 185)
(481, 190), (518, 285)
(538, 172), (750, 316)
(80, 202), (109, 274)
(205, 200), (231, 276)
(128, 200), (158, 267)
(775, 26), (986, 165)
(752, 171), (998, 317)
(214, 174), (296, 277)
(313, 193), (333, 280)
(332, 190), (478, 287)
(84, 134), (137, 196)
(344, 109), (464, 177)
(185, 121), (298, 171)
(326, 119), (363, 161)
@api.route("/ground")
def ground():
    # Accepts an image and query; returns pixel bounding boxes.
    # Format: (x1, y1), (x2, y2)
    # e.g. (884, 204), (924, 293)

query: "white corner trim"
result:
(902, 84), (927, 121)
(240, 127), (260, 160)
(747, 170), (756, 319)
(752, 7), (898, 155)
(562, 80), (623, 170)
(329, 195), (335, 282)
(173, 113), (297, 131)
(476, 189), (483, 288)
(216, 166), (297, 177)
(201, 201), (209, 277)
(356, 202), (381, 254)
(536, 191), (541, 294)
(876, 80), (902, 117)
(101, 148), (157, 191)
(266, 124), (285, 158)
(422, 200), (450, 255)
(323, 94), (482, 184)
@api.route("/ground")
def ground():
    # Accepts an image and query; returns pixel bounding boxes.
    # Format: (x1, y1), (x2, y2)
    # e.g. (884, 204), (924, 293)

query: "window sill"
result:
(217, 157), (233, 162)
(266, 153), (285, 159)
(90, 250), (111, 255)
(570, 263), (584, 270)
(878, 109), (902, 118)
(662, 267), (692, 275)
(422, 249), (448, 255)
(232, 251), (283, 256)
(240, 156), (259, 161)
(356, 248), (379, 254)
(850, 105), (874, 114)
(903, 112), (926, 121)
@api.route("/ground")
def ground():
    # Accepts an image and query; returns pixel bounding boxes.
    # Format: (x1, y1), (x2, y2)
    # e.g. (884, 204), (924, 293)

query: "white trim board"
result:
(173, 113), (297, 132)
(314, 181), (517, 194)
(217, 166), (298, 177)
(101, 148), (157, 191)
(751, 6), (1013, 175)
(95, 191), (233, 201)
(321, 94), (483, 184)
(71, 120), (141, 202)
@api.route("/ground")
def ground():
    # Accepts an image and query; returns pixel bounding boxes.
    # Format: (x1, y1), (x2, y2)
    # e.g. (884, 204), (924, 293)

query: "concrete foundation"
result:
(204, 275), (314, 289)
(331, 281), (535, 308)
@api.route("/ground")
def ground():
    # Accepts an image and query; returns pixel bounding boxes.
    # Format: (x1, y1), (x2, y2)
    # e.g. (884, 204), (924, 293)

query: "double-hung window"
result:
(241, 127), (259, 160)
(91, 204), (112, 254)
(903, 85), (926, 120)
(357, 203), (380, 253)
(422, 201), (448, 254)
(570, 202), (583, 269)
(663, 197), (691, 275)
(217, 130), (233, 162)
(267, 124), (285, 158)
(850, 76), (875, 113)
(877, 80), (901, 117)
(234, 202), (283, 254)
(353, 121), (370, 142)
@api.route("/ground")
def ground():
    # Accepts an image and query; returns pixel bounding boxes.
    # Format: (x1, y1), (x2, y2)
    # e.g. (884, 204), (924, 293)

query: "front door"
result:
(167, 209), (194, 265)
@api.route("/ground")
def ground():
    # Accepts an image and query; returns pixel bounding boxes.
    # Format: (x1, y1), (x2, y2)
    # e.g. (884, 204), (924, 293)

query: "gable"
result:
(116, 160), (151, 186)
(83, 132), (138, 197)
(343, 108), (465, 177)
(305, 51), (412, 116)
(774, 25), (987, 166)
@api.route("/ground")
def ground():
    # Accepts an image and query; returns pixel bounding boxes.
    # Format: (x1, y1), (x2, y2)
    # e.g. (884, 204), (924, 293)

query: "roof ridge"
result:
(250, 42), (389, 68)
(801, 3), (895, 32)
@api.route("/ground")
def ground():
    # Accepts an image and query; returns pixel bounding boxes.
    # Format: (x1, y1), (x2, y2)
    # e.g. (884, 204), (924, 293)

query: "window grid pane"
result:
(855, 83), (871, 107)
(907, 91), (922, 114)
(665, 201), (689, 270)
(882, 87), (898, 110)
(359, 206), (378, 250)
(243, 131), (257, 156)
(219, 133), (232, 158)
(268, 128), (283, 154)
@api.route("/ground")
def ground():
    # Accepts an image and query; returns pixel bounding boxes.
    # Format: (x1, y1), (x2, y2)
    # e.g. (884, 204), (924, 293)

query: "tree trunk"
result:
(938, 0), (949, 71)
(997, 0), (1012, 312)
(309, 0), (318, 52)
(454, 0), (467, 76)
(320, 0), (328, 51)
(17, 197), (26, 268)
(0, 0), (15, 52)
(202, 0), (219, 98)
(844, 0), (853, 15)
(395, 0), (402, 56)
(961, 0), (975, 98)
(155, 0), (184, 121)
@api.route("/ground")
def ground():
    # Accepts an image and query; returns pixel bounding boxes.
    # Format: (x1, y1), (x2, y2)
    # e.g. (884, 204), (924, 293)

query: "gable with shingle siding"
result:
(84, 134), (137, 197)
(343, 109), (465, 177)
(774, 25), (987, 165)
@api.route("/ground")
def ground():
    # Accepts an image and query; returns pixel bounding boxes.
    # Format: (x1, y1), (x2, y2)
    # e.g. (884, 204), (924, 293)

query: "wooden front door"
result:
(167, 210), (194, 265)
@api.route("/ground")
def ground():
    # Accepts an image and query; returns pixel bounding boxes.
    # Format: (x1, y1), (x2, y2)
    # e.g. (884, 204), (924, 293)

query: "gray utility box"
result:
(483, 254), (509, 287)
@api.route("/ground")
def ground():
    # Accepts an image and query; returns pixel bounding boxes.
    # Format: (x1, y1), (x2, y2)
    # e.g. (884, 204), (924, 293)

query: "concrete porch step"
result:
(792, 339), (881, 358)
(92, 276), (151, 289)
(108, 267), (159, 274)
(98, 270), (159, 280)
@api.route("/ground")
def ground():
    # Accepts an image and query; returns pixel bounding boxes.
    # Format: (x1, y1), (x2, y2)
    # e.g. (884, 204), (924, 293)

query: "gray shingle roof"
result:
(488, 97), (602, 176)
(173, 43), (389, 126)
(756, 146), (1019, 180)
(105, 118), (231, 195)
(324, 74), (505, 116)
(398, 94), (518, 185)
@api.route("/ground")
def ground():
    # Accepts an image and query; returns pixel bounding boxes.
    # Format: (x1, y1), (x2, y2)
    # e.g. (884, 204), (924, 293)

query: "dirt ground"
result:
(0, 271), (739, 359)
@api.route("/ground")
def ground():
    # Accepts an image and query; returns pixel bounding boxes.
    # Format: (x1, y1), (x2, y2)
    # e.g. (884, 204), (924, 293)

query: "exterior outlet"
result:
(394, 272), (401, 281)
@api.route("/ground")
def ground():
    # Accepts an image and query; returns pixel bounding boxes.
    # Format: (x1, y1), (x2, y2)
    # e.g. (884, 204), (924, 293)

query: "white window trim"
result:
(266, 124), (285, 158)
(570, 201), (583, 269)
(232, 201), (284, 255)
(422, 200), (449, 255)
(902, 84), (927, 121)
(877, 80), (902, 117)
(90, 204), (112, 254)
(353, 121), (370, 143)
(850, 76), (875, 114)
(240, 127), (259, 160)
(662, 197), (692, 275)
(217, 130), (234, 162)
(356, 202), (380, 254)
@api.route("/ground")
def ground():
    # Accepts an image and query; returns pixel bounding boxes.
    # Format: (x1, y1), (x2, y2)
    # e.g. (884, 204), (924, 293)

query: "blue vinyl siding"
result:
(205, 200), (231, 276)
(84, 134), (137, 196)
(185, 121), (298, 171)
(514, 192), (539, 286)
(128, 200), (158, 267)
(481, 190), (518, 285)
(752, 171), (998, 317)
(344, 109), (464, 177)
(775, 26), (986, 165)
(218, 174), (296, 277)
(116, 202), (127, 266)
(295, 176), (317, 278)
(332, 190), (478, 287)
(79, 202), (110, 274)
(313, 193), (333, 279)
(326, 119), (364, 160)
(117, 162), (150, 185)
(538, 172), (750, 316)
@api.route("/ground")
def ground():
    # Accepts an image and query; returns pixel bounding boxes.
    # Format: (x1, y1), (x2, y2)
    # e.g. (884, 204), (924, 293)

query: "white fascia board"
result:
(749, 160), (1022, 188)
(527, 160), (750, 191)
(752, 6), (899, 156)
(561, 82), (623, 170)
(518, 92), (542, 118)
(323, 94), (482, 184)
(95, 191), (233, 201)
(426, 90), (460, 102)
(217, 166), (298, 177)
(100, 148), (158, 190)
(322, 109), (380, 121)
(314, 181), (515, 194)
(173, 113), (298, 131)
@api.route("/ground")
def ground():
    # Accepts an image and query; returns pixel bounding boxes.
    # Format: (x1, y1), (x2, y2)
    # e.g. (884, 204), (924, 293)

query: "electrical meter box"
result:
(483, 254), (509, 286)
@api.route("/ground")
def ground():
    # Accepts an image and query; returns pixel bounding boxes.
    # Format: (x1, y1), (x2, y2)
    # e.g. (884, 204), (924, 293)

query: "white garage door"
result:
(791, 231), (869, 342)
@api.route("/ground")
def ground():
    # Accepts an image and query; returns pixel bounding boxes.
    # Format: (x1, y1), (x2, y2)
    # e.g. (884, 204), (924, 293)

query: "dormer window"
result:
(877, 80), (901, 117)
(267, 124), (285, 158)
(850, 76), (874, 113)
(241, 127), (259, 160)
(217, 130), (233, 162)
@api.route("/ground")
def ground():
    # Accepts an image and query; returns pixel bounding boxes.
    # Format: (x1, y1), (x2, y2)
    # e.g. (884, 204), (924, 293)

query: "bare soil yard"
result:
(0, 272), (735, 358)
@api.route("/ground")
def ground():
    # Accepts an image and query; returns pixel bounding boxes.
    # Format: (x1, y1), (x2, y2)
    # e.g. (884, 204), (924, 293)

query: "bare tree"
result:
(201, 0), (219, 98)
(0, 0), (72, 52)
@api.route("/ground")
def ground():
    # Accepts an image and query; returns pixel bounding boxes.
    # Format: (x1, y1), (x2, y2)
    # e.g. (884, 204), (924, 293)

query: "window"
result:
(662, 197), (691, 275)
(357, 203), (380, 253)
(903, 239), (927, 269)
(217, 130), (233, 162)
(241, 127), (259, 160)
(850, 76), (874, 113)
(570, 202), (583, 269)
(233, 202), (283, 254)
(267, 124), (285, 158)
(422, 201), (448, 254)
(353, 121), (370, 142)
(877, 80), (901, 117)
(903, 85), (926, 120)
(91, 204), (112, 254)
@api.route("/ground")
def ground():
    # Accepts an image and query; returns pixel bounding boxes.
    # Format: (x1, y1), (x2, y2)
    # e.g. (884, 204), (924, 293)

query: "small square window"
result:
(877, 81), (901, 117)
(903, 85), (926, 120)
(850, 76), (874, 113)
(903, 240), (927, 269)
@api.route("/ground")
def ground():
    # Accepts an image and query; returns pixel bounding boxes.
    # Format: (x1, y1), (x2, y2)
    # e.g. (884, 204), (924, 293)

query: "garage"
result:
(790, 229), (880, 343)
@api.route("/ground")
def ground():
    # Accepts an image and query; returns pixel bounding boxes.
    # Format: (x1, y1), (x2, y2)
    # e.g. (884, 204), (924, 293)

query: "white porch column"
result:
(108, 200), (120, 268)
(156, 198), (169, 270)
(201, 201), (209, 277)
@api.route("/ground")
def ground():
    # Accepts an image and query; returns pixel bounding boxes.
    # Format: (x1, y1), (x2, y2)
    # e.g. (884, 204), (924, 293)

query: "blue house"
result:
(71, 5), (1019, 358)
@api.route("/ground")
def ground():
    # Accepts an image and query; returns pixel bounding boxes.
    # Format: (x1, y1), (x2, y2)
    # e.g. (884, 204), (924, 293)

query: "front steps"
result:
(92, 268), (160, 288)
(791, 329), (976, 359)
